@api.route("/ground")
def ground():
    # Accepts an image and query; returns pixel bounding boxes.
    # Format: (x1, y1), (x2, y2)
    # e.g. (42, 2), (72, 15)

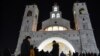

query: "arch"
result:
(38, 37), (75, 54)
(27, 10), (32, 16)
(79, 8), (85, 14)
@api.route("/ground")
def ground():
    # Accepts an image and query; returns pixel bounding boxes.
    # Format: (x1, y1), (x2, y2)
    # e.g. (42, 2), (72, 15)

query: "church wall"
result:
(79, 30), (99, 53)
(30, 30), (81, 52)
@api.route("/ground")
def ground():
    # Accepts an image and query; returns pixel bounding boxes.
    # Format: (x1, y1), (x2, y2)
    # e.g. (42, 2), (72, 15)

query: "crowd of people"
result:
(2, 36), (100, 56)
(18, 36), (100, 56)
(20, 36), (60, 56)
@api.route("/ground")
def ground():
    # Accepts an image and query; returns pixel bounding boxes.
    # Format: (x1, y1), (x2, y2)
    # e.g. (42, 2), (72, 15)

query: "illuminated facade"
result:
(14, 2), (99, 56)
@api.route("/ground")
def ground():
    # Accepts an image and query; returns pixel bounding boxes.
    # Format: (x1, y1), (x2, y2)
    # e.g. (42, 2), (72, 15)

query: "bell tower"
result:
(50, 4), (62, 19)
(73, 3), (92, 30)
(20, 4), (39, 32)
(73, 2), (99, 53)
(14, 4), (39, 56)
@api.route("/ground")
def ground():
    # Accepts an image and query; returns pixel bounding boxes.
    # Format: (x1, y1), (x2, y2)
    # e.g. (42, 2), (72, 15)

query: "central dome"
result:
(41, 4), (71, 31)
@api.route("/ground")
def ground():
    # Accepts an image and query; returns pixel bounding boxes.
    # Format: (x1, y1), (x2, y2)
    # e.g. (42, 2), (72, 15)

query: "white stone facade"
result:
(14, 2), (99, 56)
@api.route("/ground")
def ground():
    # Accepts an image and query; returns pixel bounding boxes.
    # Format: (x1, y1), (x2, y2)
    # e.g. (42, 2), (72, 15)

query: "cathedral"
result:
(14, 2), (99, 56)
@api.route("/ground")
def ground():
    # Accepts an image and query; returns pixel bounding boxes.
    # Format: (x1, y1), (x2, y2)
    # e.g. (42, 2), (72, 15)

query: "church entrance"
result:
(38, 37), (75, 56)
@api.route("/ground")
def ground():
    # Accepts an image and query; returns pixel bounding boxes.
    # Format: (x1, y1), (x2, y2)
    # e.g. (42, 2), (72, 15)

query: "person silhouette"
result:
(69, 51), (71, 56)
(60, 51), (66, 56)
(51, 40), (59, 56)
(30, 45), (35, 56)
(21, 36), (31, 56)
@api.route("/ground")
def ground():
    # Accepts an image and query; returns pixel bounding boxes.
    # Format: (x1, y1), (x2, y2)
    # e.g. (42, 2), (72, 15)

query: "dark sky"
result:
(1, 0), (100, 54)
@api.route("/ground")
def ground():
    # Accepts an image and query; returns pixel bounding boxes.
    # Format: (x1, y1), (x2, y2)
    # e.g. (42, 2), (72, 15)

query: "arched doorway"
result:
(38, 37), (75, 55)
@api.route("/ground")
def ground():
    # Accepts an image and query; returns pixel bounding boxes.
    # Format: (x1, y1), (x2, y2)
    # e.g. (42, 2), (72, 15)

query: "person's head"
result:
(26, 36), (31, 39)
(53, 40), (56, 44)
(25, 36), (31, 42)
(61, 51), (64, 54)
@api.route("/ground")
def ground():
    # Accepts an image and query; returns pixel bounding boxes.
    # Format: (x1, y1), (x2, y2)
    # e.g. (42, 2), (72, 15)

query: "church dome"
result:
(41, 4), (71, 31)
(42, 18), (71, 31)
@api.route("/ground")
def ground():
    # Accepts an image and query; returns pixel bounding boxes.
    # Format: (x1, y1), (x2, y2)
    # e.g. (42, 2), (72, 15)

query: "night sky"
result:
(1, 0), (100, 54)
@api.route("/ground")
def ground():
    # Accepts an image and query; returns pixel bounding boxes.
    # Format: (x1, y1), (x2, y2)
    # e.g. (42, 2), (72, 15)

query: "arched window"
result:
(45, 26), (67, 31)
(56, 13), (60, 18)
(54, 6), (58, 11)
(51, 13), (55, 18)
(79, 8), (85, 14)
(27, 10), (32, 16)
